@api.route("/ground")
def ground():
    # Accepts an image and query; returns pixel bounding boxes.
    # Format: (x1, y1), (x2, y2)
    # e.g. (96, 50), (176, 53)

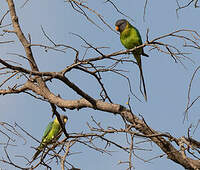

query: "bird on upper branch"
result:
(115, 19), (149, 101)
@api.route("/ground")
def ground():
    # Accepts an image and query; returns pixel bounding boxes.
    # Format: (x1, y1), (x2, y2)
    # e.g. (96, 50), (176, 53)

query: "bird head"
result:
(115, 19), (127, 33)
(60, 115), (68, 124)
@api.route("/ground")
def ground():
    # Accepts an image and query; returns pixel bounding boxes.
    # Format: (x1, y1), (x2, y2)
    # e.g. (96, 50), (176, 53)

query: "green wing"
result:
(120, 24), (142, 50)
(42, 121), (53, 141)
(44, 122), (62, 143)
(132, 26), (143, 45)
(32, 117), (66, 161)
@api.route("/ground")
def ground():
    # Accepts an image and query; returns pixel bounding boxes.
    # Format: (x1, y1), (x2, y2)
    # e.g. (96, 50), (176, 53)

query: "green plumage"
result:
(32, 115), (68, 161)
(119, 23), (143, 50)
(115, 19), (148, 101)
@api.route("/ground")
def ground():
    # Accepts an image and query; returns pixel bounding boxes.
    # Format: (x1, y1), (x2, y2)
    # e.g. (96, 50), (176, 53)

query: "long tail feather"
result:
(32, 145), (43, 161)
(134, 54), (147, 101)
(32, 150), (41, 161)
(139, 64), (147, 102)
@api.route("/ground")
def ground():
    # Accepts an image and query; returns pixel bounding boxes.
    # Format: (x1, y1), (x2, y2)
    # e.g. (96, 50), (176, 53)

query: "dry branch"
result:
(0, 0), (200, 169)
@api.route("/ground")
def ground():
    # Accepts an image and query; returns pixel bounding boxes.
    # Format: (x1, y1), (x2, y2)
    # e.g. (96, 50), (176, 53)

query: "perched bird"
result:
(32, 115), (68, 161)
(115, 19), (148, 101)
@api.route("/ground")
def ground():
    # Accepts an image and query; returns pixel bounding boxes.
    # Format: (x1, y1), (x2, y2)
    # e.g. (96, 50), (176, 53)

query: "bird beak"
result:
(115, 26), (119, 31)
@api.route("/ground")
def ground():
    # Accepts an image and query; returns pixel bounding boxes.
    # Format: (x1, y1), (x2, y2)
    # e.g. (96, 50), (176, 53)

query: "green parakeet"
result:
(32, 115), (68, 161)
(115, 19), (148, 101)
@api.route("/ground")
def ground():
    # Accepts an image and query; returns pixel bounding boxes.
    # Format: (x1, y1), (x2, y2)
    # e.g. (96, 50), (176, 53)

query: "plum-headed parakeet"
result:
(32, 115), (68, 161)
(115, 19), (148, 101)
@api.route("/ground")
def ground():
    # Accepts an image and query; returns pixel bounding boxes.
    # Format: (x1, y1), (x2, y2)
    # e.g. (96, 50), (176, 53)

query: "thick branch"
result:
(6, 0), (50, 99)
(6, 0), (38, 71)
(0, 58), (96, 107)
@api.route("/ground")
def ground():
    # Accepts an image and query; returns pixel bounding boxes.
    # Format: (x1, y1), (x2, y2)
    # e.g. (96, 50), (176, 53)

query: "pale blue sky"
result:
(0, 0), (200, 170)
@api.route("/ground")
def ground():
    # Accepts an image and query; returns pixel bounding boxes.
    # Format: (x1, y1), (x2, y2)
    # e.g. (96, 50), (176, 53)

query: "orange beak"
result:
(115, 26), (119, 31)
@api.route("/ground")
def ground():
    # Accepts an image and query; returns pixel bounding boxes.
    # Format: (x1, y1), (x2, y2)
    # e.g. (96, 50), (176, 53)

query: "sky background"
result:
(0, 0), (200, 170)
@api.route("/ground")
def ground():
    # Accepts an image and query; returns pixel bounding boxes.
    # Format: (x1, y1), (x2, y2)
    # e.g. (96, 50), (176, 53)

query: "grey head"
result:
(115, 19), (127, 33)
